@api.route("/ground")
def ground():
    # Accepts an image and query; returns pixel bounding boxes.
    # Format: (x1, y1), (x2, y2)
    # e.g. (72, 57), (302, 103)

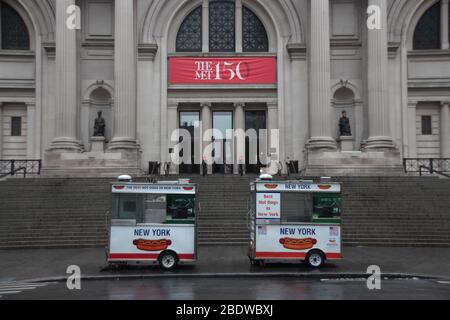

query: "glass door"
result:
(245, 111), (267, 174)
(212, 111), (233, 174)
(179, 112), (200, 174)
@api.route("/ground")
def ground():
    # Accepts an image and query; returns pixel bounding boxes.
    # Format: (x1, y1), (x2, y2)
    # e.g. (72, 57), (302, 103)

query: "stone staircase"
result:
(189, 175), (254, 245)
(0, 175), (449, 249)
(340, 176), (450, 247)
(0, 178), (110, 249)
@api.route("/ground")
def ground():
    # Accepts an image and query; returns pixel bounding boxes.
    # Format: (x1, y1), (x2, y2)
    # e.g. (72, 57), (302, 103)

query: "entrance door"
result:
(212, 111), (233, 174)
(179, 112), (200, 174)
(245, 111), (267, 174)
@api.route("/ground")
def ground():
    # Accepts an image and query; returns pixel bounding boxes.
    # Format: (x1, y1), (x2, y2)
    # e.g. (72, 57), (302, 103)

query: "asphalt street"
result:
(2, 277), (450, 300)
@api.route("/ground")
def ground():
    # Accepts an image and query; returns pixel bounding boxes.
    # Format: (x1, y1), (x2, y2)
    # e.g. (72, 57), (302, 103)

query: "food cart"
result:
(107, 176), (198, 270)
(248, 176), (342, 268)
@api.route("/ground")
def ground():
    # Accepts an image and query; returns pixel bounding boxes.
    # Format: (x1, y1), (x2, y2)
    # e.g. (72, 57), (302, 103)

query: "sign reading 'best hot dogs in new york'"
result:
(169, 57), (277, 85)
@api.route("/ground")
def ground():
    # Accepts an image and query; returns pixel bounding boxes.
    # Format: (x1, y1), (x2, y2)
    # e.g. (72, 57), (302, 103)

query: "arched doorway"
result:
(169, 0), (277, 175)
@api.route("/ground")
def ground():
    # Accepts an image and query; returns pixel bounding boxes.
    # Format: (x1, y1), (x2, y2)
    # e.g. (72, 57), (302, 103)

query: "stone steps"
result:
(1, 175), (450, 248)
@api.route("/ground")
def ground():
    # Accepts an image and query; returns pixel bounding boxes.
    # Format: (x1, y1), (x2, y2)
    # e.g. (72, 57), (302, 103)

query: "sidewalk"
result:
(1, 246), (450, 282)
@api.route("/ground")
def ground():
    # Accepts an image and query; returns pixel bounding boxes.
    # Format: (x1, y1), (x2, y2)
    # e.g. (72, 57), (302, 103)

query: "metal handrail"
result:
(419, 165), (450, 179)
(0, 166), (26, 179)
(0, 160), (42, 179)
(404, 158), (450, 175)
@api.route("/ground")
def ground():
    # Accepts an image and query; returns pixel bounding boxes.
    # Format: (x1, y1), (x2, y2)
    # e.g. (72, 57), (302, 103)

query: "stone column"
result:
(50, 0), (81, 151)
(202, 0), (209, 52)
(441, 102), (450, 157)
(365, 0), (396, 150)
(26, 102), (36, 159)
(442, 0), (449, 50)
(234, 102), (245, 174)
(167, 103), (178, 174)
(201, 103), (212, 174)
(307, 0), (336, 150)
(267, 103), (280, 173)
(109, 0), (138, 150)
(0, 103), (3, 158)
(407, 101), (418, 158)
(235, 0), (243, 53)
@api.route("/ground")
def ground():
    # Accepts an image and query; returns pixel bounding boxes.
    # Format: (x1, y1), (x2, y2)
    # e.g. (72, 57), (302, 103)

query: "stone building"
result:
(0, 0), (449, 176)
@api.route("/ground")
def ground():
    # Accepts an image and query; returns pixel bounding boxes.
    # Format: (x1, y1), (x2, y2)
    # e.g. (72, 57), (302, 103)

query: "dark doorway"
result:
(212, 111), (234, 174)
(245, 111), (267, 174)
(179, 112), (200, 174)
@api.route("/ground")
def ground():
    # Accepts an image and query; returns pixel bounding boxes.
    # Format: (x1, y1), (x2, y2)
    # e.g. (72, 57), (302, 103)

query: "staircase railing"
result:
(404, 158), (450, 178)
(0, 160), (42, 179)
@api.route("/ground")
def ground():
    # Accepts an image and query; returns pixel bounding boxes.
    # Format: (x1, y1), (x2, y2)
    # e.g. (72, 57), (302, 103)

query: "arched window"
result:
(0, 1), (30, 50)
(413, 2), (441, 50)
(176, 1), (269, 53)
(209, 0), (235, 52)
(243, 6), (268, 52)
(176, 6), (202, 52)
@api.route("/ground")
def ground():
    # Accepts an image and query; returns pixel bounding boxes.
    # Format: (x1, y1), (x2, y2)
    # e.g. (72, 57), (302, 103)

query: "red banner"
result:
(169, 57), (277, 85)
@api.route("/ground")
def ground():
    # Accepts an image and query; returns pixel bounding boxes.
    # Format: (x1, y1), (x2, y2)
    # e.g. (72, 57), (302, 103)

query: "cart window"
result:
(112, 194), (137, 220)
(141, 194), (167, 223)
(167, 194), (195, 221)
(313, 193), (341, 221)
(280, 193), (313, 223)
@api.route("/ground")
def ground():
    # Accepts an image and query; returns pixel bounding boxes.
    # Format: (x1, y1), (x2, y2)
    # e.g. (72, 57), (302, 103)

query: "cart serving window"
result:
(112, 193), (196, 224)
(107, 181), (198, 270)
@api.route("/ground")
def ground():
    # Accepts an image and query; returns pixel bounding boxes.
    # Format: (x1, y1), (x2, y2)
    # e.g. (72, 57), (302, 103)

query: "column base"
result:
(364, 136), (397, 151)
(49, 137), (83, 152)
(306, 137), (338, 151)
(304, 149), (403, 176)
(42, 148), (142, 177)
(108, 137), (140, 151)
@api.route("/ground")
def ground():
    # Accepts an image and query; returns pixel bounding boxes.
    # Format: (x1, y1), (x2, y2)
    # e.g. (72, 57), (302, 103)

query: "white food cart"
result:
(107, 177), (198, 270)
(248, 177), (342, 268)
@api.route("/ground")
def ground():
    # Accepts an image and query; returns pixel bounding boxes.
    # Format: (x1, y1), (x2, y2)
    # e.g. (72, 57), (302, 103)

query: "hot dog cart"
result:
(248, 177), (342, 268)
(107, 176), (198, 270)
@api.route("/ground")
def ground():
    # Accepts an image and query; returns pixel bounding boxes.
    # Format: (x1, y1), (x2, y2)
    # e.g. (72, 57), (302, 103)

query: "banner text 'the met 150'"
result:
(169, 57), (277, 85)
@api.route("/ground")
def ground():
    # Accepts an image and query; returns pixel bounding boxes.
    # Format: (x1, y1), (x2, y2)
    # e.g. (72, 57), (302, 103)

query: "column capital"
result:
(441, 101), (450, 107)
(234, 102), (245, 108)
(201, 102), (212, 108)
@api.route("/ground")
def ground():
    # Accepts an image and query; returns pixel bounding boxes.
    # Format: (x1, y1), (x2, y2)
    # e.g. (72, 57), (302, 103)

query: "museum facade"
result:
(0, 0), (449, 176)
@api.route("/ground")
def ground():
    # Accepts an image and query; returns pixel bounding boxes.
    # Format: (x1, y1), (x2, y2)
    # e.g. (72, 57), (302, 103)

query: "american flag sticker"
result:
(258, 225), (267, 235)
(330, 226), (339, 237)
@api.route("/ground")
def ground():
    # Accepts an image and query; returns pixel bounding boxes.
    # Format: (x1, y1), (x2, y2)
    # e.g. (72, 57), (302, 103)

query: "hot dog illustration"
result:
(133, 239), (172, 251)
(279, 237), (317, 251)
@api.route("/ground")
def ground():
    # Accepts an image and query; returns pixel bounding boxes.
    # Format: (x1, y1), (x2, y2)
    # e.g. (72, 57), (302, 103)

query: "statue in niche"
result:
(339, 110), (352, 136)
(93, 111), (106, 137)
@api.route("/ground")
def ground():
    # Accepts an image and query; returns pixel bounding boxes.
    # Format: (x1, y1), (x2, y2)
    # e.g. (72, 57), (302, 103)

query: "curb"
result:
(22, 272), (447, 284)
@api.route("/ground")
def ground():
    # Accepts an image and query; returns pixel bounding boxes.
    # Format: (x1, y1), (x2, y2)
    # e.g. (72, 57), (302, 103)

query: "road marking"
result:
(0, 281), (51, 299)
(0, 291), (21, 295)
(437, 281), (450, 284)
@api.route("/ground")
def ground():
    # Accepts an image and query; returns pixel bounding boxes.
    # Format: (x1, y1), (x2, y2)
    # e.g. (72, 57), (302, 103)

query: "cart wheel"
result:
(306, 250), (325, 268)
(159, 251), (178, 270)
